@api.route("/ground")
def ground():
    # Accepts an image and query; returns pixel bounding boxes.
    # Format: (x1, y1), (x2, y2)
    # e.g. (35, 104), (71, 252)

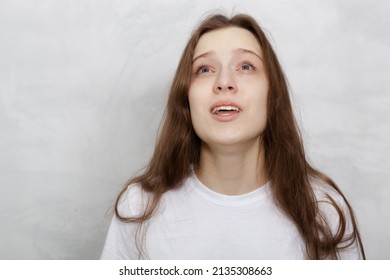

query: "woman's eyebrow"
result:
(193, 48), (262, 63)
(192, 51), (214, 63)
(235, 48), (263, 61)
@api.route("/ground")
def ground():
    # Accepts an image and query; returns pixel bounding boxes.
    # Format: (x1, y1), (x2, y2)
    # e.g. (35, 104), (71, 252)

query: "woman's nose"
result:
(212, 68), (238, 94)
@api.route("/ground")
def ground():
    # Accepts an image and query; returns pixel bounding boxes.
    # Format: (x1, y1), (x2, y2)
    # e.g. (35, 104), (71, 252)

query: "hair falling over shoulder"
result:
(115, 13), (365, 259)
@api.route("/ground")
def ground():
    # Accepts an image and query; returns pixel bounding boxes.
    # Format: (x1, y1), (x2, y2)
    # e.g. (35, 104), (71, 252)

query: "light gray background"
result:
(0, 0), (389, 259)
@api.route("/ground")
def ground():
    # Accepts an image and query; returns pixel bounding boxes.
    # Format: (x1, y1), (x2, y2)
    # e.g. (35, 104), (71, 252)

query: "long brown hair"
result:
(115, 13), (365, 259)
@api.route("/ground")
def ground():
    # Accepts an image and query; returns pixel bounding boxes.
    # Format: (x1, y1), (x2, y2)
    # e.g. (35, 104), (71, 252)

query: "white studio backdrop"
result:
(0, 0), (389, 259)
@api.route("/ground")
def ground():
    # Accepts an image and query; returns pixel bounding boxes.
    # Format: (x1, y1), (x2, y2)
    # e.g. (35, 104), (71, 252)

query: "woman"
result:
(101, 13), (365, 259)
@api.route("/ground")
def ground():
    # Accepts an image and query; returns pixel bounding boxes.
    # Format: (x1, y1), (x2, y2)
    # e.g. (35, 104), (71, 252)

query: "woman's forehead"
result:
(193, 27), (261, 59)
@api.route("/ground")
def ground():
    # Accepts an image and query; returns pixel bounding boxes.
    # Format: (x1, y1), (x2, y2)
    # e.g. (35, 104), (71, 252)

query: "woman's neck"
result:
(195, 139), (267, 195)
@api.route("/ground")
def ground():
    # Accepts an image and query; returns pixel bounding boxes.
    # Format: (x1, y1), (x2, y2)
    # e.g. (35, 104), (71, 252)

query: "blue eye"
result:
(195, 65), (211, 74)
(241, 61), (256, 71)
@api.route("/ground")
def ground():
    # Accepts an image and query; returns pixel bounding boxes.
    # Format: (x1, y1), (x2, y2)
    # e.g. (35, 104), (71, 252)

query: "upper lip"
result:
(210, 101), (242, 114)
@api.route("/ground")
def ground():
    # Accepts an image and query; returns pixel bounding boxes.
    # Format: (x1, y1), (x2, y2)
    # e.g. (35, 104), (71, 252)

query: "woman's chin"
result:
(203, 136), (260, 150)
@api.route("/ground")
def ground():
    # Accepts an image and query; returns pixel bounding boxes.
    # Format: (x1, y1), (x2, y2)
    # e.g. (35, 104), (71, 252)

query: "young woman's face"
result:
(188, 27), (268, 148)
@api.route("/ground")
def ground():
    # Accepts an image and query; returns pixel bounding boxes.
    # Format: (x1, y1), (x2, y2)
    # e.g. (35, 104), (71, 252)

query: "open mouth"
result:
(211, 105), (241, 115)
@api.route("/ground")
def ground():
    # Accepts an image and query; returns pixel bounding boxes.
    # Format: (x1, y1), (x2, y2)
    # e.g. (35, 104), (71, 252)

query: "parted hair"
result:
(115, 13), (365, 259)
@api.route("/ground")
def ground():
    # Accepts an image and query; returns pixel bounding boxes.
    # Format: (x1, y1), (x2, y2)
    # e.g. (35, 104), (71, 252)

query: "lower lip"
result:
(211, 111), (241, 122)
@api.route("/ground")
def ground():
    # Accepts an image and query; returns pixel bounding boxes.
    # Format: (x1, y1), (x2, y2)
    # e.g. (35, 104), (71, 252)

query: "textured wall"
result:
(0, 0), (389, 259)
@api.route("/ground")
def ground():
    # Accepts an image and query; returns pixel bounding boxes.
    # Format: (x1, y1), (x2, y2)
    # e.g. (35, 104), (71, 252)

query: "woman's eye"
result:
(240, 61), (256, 71)
(195, 65), (211, 74)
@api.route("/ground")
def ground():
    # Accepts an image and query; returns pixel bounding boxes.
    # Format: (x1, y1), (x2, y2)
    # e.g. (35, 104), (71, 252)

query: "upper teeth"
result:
(212, 106), (240, 114)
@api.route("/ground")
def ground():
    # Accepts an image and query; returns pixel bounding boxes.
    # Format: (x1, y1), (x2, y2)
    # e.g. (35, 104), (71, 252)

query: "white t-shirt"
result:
(100, 170), (362, 259)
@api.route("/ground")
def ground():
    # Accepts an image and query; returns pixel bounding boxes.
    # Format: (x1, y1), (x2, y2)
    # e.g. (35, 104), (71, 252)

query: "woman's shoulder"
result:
(310, 177), (363, 259)
(310, 177), (354, 231)
(309, 177), (353, 229)
(116, 183), (151, 217)
(310, 177), (347, 207)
